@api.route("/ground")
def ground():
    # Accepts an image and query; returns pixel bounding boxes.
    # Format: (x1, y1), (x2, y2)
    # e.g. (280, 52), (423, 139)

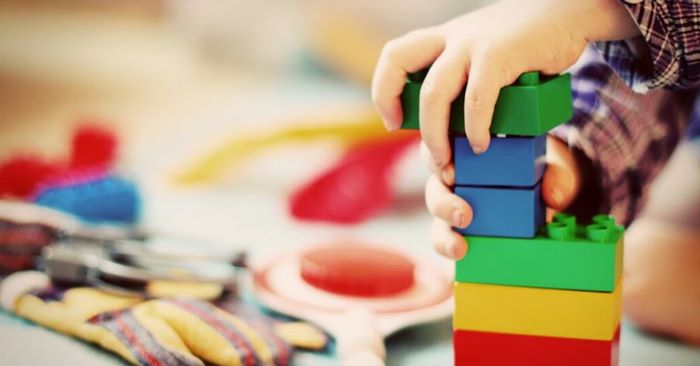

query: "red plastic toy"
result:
(300, 242), (415, 297)
(453, 327), (620, 366)
(289, 132), (419, 224)
(69, 123), (118, 171)
(0, 123), (118, 200)
(0, 156), (64, 199)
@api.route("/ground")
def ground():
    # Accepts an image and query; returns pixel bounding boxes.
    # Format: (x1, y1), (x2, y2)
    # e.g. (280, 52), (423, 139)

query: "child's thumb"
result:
(542, 161), (580, 210)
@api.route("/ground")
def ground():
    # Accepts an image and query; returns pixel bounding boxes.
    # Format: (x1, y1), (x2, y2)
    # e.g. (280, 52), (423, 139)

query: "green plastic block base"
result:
(400, 71), (573, 136)
(456, 213), (624, 292)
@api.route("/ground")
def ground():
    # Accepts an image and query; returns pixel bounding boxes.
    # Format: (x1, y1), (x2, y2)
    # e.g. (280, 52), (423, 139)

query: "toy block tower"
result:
(400, 71), (624, 365)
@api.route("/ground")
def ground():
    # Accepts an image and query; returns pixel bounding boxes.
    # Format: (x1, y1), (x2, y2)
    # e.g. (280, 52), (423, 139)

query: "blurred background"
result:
(0, 0), (488, 159)
(0, 0), (490, 237)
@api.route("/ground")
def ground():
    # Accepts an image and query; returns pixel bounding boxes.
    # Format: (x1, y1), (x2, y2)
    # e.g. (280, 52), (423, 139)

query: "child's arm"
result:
(599, 2), (700, 92)
(372, 0), (638, 167)
(551, 47), (694, 226)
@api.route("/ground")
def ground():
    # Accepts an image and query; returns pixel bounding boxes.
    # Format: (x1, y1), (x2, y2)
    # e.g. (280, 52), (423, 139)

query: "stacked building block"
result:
(400, 71), (624, 365)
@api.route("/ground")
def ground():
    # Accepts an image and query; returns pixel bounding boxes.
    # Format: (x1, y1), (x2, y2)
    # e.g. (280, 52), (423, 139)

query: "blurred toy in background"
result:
(0, 217), (57, 275)
(0, 200), (244, 294)
(0, 155), (65, 200)
(298, 242), (416, 297)
(289, 132), (418, 224)
(68, 123), (118, 172)
(174, 110), (388, 185)
(0, 200), (329, 365)
(174, 109), (420, 225)
(252, 240), (452, 366)
(0, 270), (327, 366)
(0, 122), (141, 225)
(35, 175), (141, 224)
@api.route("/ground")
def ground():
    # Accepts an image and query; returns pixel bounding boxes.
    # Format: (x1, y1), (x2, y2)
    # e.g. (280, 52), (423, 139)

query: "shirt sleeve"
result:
(598, 1), (700, 92)
(550, 47), (693, 225)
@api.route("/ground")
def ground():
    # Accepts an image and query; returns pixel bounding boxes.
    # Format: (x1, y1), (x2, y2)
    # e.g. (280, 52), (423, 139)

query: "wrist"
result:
(581, 0), (640, 42)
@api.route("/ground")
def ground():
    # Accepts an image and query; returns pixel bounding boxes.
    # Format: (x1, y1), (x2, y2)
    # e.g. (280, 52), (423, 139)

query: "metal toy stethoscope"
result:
(1, 201), (244, 297)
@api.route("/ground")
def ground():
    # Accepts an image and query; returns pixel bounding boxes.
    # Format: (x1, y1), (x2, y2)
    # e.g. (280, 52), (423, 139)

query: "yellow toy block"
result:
(453, 281), (621, 341)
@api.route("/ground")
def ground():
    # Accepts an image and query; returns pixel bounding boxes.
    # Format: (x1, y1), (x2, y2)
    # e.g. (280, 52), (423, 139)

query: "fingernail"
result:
(471, 144), (486, 155)
(383, 119), (398, 131)
(550, 189), (563, 207)
(452, 209), (464, 228)
(441, 167), (453, 185)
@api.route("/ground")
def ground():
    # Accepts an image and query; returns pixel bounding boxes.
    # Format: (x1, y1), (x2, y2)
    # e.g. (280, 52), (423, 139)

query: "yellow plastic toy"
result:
(453, 281), (622, 341)
(173, 109), (388, 185)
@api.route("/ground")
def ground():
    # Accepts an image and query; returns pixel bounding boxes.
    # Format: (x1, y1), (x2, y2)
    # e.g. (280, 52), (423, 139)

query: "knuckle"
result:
(424, 176), (441, 210)
(473, 47), (515, 82)
(405, 27), (432, 40)
(381, 40), (402, 61)
(432, 239), (446, 256)
(465, 92), (488, 111)
(472, 42), (500, 62)
(421, 136), (446, 159)
(445, 33), (473, 54)
(420, 147), (437, 171)
(385, 27), (438, 56)
(464, 73), (511, 114)
(420, 83), (446, 104)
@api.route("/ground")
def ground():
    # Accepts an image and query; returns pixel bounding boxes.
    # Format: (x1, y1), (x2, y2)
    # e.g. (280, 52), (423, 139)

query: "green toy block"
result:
(400, 71), (573, 136)
(455, 213), (624, 292)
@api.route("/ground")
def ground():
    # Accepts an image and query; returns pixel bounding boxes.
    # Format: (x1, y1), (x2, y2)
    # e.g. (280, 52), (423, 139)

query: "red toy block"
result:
(69, 123), (118, 171)
(454, 327), (620, 366)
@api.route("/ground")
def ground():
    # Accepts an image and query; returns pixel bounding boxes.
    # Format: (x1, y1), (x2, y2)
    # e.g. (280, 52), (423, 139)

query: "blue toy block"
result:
(454, 182), (544, 238)
(454, 135), (546, 187)
(34, 175), (141, 224)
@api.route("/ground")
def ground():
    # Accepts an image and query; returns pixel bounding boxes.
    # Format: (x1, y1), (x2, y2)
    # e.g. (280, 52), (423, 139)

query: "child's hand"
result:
(372, 0), (637, 170)
(424, 136), (581, 260)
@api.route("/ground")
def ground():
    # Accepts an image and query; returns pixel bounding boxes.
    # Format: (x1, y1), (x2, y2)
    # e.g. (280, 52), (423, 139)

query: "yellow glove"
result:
(1, 271), (327, 366)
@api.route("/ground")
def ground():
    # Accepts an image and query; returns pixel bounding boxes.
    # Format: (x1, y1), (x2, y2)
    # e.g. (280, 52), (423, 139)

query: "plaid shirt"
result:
(552, 0), (700, 225)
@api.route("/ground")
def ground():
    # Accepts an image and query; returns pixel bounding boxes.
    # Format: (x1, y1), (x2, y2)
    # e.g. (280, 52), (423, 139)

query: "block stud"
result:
(586, 224), (612, 242)
(518, 71), (540, 86)
(546, 222), (570, 240)
(592, 214), (616, 229)
(553, 212), (577, 237)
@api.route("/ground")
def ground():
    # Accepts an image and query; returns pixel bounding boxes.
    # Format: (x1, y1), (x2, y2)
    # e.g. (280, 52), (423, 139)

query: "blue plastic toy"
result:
(454, 182), (544, 238)
(453, 135), (546, 187)
(34, 175), (141, 224)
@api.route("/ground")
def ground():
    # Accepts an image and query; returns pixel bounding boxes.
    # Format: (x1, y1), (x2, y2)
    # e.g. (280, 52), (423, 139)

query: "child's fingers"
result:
(541, 136), (581, 210)
(425, 174), (472, 229)
(371, 29), (445, 131)
(419, 142), (455, 186)
(463, 55), (511, 154)
(431, 217), (468, 260)
(419, 48), (469, 167)
(542, 162), (577, 210)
